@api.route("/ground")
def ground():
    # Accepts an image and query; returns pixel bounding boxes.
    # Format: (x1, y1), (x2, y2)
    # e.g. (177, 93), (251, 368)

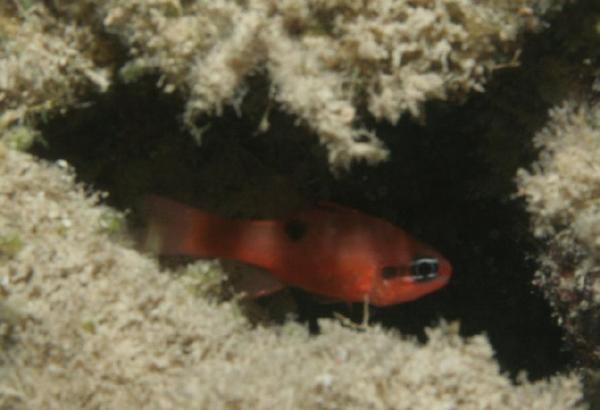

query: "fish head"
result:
(369, 240), (452, 307)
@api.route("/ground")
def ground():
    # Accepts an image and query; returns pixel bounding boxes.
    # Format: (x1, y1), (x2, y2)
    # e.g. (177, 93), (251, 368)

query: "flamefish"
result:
(144, 196), (452, 306)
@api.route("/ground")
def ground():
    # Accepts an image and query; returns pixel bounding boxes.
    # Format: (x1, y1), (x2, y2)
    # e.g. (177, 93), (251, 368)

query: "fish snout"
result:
(434, 256), (452, 283)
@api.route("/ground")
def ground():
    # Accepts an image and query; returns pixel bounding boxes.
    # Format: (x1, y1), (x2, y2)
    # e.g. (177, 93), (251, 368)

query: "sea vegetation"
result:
(517, 100), (600, 372)
(0, 145), (584, 409)
(1, 0), (563, 169)
(0, 0), (597, 408)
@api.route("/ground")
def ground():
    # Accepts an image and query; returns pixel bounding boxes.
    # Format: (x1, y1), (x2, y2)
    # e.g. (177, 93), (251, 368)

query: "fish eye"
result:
(410, 257), (439, 281)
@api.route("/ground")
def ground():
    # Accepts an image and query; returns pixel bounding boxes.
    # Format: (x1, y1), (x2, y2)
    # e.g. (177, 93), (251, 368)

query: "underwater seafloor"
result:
(0, 1), (598, 409)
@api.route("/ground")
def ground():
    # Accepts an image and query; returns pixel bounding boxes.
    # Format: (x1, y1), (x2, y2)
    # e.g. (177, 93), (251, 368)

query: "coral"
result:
(0, 142), (584, 409)
(0, 125), (42, 151)
(517, 99), (600, 366)
(99, 0), (555, 169)
(0, 2), (594, 407)
(0, 1), (573, 168)
(0, 5), (109, 130)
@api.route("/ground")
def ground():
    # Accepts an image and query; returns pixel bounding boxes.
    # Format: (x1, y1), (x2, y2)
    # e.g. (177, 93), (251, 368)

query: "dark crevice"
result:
(29, 1), (600, 382)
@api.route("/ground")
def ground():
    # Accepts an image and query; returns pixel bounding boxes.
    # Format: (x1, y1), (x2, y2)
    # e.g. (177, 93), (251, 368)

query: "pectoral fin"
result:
(222, 260), (286, 298)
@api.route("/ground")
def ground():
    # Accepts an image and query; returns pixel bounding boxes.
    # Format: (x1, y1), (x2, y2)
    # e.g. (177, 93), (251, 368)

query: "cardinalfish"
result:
(144, 196), (452, 307)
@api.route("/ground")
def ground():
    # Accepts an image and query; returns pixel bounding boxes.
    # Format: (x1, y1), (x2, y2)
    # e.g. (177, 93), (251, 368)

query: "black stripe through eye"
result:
(410, 258), (439, 281)
(381, 266), (400, 279)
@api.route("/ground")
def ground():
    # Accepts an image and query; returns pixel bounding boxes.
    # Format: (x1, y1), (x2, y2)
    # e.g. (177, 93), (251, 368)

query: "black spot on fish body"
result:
(284, 219), (308, 242)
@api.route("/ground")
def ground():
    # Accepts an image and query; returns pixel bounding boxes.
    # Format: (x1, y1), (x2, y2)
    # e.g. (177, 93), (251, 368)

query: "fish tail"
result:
(143, 195), (283, 273)
(143, 196), (286, 298)
(143, 195), (221, 257)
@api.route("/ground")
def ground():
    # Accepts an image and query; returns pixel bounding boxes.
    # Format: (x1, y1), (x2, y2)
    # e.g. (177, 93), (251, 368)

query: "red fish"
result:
(144, 196), (452, 306)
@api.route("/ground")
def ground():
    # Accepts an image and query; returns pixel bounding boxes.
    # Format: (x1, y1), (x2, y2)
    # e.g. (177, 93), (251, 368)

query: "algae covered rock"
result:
(0, 145), (585, 410)
(0, 4), (109, 130)
(101, 0), (552, 169)
(1, 0), (566, 168)
(0, 1), (594, 408)
(517, 100), (600, 366)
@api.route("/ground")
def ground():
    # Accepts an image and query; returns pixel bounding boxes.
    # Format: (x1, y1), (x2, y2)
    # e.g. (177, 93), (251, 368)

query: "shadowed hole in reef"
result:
(31, 1), (589, 378)
(31, 73), (572, 382)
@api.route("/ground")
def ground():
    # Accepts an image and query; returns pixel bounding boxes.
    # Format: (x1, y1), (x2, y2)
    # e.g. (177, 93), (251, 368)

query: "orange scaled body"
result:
(145, 196), (452, 306)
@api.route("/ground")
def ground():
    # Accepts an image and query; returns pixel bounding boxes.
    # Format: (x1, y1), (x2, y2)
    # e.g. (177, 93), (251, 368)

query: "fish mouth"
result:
(402, 272), (450, 285)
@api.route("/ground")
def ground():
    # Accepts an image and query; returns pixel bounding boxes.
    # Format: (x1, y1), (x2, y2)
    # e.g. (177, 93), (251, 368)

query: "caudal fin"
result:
(143, 195), (210, 256)
(143, 196), (286, 298)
